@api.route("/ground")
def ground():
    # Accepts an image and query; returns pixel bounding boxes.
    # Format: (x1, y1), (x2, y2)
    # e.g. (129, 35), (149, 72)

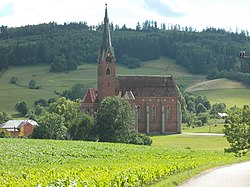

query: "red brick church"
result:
(82, 4), (181, 134)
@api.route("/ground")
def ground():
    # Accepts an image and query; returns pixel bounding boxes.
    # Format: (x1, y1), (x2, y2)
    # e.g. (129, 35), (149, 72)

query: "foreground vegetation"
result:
(0, 138), (248, 187)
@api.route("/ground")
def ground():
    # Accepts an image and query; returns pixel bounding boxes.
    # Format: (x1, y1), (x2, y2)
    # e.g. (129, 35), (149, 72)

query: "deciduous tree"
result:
(49, 97), (80, 128)
(32, 112), (66, 139)
(68, 113), (94, 140)
(95, 96), (135, 142)
(15, 101), (28, 116)
(224, 105), (250, 156)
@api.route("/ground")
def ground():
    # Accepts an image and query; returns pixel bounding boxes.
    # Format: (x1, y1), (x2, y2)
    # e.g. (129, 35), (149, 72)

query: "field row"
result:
(0, 138), (244, 186)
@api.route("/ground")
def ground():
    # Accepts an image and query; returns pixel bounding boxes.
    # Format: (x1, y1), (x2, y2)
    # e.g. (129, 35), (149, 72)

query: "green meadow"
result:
(1, 56), (250, 114)
(182, 123), (225, 134)
(152, 133), (228, 151)
(192, 88), (250, 108)
(0, 57), (205, 114)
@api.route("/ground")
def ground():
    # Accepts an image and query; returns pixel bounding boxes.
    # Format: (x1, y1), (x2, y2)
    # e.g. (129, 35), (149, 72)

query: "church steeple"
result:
(97, 4), (116, 105)
(102, 4), (111, 49)
(99, 3), (114, 62)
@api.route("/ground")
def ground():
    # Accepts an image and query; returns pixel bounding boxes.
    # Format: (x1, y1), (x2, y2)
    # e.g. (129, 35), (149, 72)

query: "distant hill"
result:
(1, 57), (249, 114)
(0, 57), (200, 114)
(1, 23), (250, 86)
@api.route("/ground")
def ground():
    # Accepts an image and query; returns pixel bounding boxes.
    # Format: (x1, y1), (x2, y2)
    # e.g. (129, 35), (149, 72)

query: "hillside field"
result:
(0, 57), (205, 114)
(1, 137), (249, 187)
(1, 56), (250, 114)
(192, 88), (250, 108)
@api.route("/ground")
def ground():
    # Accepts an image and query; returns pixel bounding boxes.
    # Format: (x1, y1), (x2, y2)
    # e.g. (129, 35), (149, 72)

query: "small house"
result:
(0, 120), (38, 137)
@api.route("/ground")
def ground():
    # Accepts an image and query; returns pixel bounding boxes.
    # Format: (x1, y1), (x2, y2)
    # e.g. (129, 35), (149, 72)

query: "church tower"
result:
(97, 4), (116, 105)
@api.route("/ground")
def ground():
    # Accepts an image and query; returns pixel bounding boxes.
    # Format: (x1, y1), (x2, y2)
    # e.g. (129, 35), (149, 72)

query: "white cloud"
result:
(0, 0), (250, 32)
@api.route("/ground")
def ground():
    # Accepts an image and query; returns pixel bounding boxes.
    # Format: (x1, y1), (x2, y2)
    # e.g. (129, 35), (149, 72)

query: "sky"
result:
(0, 0), (250, 32)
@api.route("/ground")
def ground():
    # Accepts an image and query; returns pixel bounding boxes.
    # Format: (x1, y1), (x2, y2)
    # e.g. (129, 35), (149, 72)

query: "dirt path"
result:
(179, 161), (250, 187)
(182, 132), (224, 136)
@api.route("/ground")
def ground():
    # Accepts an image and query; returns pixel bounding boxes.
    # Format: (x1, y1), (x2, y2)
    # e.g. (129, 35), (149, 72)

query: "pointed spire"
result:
(102, 3), (112, 51)
(104, 3), (108, 22)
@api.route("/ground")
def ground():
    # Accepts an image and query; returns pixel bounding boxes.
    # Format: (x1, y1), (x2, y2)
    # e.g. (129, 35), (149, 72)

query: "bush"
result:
(10, 76), (18, 84)
(0, 131), (6, 138)
(34, 98), (47, 106)
(123, 133), (152, 146)
(48, 98), (57, 104)
(28, 80), (38, 89)
(15, 101), (28, 116)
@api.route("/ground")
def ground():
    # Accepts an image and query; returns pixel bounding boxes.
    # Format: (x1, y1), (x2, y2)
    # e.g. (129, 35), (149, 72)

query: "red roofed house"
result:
(82, 4), (182, 134)
(0, 120), (38, 137)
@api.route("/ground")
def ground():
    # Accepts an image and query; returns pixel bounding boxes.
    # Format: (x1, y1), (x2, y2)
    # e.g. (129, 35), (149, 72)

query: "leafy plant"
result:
(95, 96), (135, 142)
(15, 101), (28, 116)
(224, 105), (250, 156)
(0, 138), (243, 186)
(10, 76), (18, 84)
(28, 80), (38, 89)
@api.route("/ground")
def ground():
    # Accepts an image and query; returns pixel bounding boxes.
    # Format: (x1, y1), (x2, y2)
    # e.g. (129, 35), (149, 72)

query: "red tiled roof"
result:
(83, 88), (97, 103)
(116, 75), (178, 97)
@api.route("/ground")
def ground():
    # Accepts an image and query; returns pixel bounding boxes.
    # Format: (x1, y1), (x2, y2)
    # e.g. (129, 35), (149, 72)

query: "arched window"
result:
(106, 67), (111, 75)
(136, 105), (141, 120)
(167, 105), (172, 121)
(152, 105), (156, 121)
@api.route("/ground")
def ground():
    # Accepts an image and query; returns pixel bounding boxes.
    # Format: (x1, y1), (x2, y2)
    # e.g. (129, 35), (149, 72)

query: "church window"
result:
(137, 105), (141, 120)
(106, 67), (111, 75)
(152, 105), (156, 121)
(167, 105), (172, 121)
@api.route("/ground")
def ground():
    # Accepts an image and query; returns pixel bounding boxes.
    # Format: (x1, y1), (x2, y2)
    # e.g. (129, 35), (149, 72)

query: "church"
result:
(82, 4), (182, 134)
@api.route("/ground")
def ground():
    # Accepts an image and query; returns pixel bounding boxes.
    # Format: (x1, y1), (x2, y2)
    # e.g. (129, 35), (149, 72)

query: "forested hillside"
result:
(1, 22), (250, 85)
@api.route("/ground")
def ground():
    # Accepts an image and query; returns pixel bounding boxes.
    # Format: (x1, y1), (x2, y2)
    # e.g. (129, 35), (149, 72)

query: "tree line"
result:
(1, 22), (250, 85)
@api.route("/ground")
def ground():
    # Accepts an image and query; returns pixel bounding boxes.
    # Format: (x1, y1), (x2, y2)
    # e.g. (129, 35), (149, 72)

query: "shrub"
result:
(15, 101), (28, 116)
(28, 80), (38, 89)
(124, 133), (152, 146)
(0, 131), (6, 138)
(34, 98), (47, 106)
(10, 76), (18, 84)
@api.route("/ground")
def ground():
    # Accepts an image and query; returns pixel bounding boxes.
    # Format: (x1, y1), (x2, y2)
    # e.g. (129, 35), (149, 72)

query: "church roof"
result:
(83, 88), (97, 103)
(116, 75), (178, 97)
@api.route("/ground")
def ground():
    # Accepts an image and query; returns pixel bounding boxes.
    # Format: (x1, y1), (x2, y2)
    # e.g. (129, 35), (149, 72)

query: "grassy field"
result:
(192, 88), (250, 108)
(182, 124), (225, 134)
(185, 78), (245, 92)
(152, 133), (228, 151)
(1, 56), (250, 114)
(1, 138), (249, 187)
(0, 64), (96, 114)
(0, 57), (204, 114)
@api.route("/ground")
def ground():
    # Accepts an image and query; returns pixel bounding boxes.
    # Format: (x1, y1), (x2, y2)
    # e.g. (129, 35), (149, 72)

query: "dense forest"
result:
(1, 21), (250, 86)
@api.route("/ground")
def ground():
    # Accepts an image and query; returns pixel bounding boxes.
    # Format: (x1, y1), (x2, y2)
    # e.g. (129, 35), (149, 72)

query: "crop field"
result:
(0, 138), (247, 187)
